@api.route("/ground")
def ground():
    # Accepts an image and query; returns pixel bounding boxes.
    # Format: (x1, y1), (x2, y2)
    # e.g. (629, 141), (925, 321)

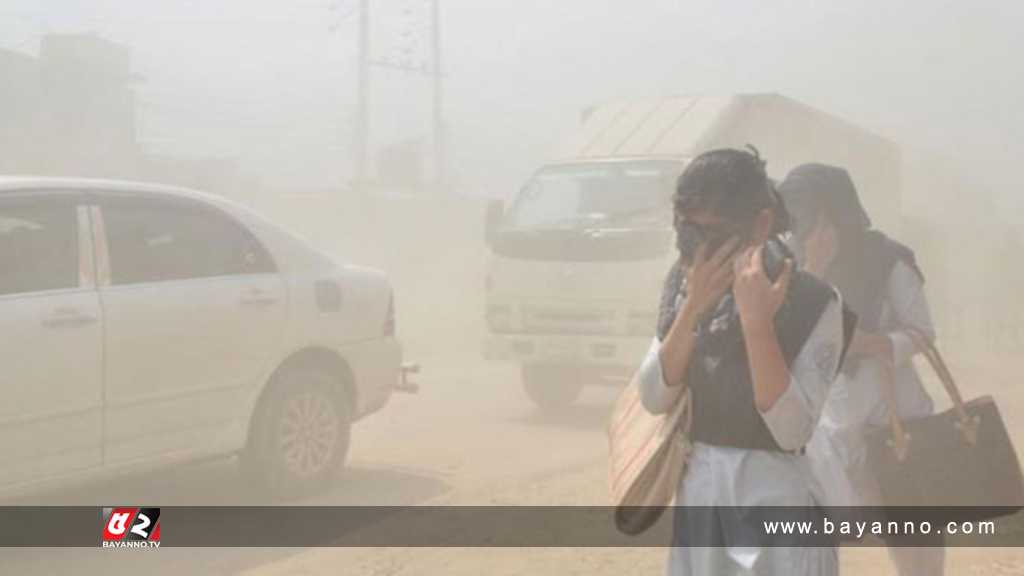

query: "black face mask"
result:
(675, 219), (746, 266)
(675, 223), (704, 264)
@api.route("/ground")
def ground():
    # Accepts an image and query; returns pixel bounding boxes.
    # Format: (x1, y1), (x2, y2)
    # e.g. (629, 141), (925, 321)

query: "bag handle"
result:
(906, 329), (981, 445)
(882, 328), (980, 461)
(880, 361), (912, 461)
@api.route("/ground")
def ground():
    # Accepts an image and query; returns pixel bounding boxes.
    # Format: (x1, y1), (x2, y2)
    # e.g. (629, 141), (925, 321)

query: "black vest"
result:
(686, 271), (850, 452)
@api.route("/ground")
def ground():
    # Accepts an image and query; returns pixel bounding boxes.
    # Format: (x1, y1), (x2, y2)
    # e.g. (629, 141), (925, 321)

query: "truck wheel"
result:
(242, 366), (351, 498)
(522, 364), (584, 411)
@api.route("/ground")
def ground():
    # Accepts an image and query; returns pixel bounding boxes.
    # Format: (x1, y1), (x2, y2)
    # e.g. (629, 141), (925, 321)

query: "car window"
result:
(0, 199), (79, 296)
(103, 199), (276, 285)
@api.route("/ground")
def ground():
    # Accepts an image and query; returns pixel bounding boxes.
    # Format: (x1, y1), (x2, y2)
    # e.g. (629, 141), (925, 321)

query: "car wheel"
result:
(243, 366), (351, 498)
(521, 364), (584, 412)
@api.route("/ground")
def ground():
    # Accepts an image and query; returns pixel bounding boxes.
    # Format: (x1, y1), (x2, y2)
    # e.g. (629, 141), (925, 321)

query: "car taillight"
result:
(383, 292), (395, 336)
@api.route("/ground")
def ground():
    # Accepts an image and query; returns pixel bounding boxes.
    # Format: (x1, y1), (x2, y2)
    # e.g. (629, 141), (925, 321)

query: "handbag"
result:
(866, 330), (1024, 517)
(608, 368), (692, 535)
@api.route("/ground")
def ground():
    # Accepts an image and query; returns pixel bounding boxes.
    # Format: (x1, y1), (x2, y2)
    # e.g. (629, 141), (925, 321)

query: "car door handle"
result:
(239, 289), (279, 307)
(42, 308), (98, 328)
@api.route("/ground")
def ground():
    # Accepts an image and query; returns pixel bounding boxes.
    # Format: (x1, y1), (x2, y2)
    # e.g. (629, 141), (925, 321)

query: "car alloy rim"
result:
(278, 390), (339, 478)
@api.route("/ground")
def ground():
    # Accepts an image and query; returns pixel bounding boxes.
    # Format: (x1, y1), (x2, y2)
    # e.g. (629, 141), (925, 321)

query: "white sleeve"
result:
(637, 338), (684, 415)
(885, 261), (936, 366)
(758, 295), (844, 450)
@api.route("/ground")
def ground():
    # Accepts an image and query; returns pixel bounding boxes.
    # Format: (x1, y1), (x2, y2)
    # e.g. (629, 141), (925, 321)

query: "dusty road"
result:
(1, 355), (618, 574)
(6, 353), (1024, 575)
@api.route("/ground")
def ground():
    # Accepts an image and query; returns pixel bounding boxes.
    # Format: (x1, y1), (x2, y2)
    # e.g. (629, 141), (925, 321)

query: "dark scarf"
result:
(654, 238), (854, 451)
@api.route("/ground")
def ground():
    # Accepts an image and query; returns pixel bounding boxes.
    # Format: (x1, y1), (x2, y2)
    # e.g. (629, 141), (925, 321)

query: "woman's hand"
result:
(733, 244), (795, 412)
(733, 244), (793, 336)
(657, 238), (738, 388)
(677, 237), (740, 325)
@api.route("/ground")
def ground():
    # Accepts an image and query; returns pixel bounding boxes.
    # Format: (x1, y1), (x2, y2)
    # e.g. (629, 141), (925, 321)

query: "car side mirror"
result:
(484, 199), (504, 246)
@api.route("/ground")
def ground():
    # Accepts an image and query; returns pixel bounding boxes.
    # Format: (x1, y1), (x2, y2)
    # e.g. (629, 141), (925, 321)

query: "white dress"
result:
(805, 261), (936, 509)
(804, 261), (944, 576)
(638, 296), (844, 576)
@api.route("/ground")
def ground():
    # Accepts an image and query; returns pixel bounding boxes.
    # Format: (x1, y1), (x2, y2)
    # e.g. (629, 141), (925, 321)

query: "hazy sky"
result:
(1, 0), (1021, 215)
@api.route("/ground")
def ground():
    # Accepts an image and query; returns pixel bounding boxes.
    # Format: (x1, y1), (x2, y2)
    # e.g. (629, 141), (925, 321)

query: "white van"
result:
(483, 94), (901, 410)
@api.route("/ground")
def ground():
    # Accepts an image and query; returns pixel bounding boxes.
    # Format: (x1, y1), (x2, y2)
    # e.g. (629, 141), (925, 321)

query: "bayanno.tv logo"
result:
(101, 507), (161, 549)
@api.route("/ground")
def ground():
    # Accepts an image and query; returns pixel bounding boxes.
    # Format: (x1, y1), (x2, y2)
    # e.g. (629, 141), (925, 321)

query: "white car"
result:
(0, 177), (403, 497)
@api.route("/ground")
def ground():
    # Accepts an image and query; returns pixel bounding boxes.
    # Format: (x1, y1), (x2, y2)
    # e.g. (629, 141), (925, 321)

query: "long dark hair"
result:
(777, 163), (870, 256)
(672, 146), (791, 246)
(657, 147), (790, 339)
(778, 162), (922, 331)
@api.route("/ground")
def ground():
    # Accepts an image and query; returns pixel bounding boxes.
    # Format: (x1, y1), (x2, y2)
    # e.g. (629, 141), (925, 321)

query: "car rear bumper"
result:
(340, 336), (403, 420)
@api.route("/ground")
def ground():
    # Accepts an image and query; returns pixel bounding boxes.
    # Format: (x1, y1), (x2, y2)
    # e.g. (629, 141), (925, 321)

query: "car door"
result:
(0, 192), (103, 487)
(95, 194), (286, 464)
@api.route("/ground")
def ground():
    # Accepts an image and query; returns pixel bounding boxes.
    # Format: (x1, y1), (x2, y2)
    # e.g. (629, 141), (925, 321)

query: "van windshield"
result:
(504, 160), (683, 231)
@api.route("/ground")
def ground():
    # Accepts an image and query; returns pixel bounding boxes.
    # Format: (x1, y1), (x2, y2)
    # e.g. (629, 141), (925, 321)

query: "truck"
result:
(482, 93), (902, 411)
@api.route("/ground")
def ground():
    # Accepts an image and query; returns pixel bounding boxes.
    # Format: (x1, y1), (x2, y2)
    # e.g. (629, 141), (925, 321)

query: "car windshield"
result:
(503, 160), (683, 230)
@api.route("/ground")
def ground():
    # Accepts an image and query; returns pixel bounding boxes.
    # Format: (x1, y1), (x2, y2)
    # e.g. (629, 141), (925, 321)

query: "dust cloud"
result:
(1, 1), (1023, 575)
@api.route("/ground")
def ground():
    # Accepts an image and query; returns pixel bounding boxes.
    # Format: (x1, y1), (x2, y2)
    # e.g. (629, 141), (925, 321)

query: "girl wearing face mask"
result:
(779, 163), (943, 576)
(638, 148), (852, 576)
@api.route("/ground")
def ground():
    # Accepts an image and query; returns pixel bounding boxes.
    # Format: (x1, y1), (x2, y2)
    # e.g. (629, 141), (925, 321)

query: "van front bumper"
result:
(483, 332), (649, 371)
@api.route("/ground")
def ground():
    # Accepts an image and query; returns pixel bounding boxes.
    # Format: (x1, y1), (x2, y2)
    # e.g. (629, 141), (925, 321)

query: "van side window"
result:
(103, 200), (276, 285)
(0, 199), (78, 296)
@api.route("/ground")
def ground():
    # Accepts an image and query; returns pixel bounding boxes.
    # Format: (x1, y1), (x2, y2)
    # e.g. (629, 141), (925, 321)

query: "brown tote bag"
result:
(608, 369), (692, 535)
(866, 330), (1024, 517)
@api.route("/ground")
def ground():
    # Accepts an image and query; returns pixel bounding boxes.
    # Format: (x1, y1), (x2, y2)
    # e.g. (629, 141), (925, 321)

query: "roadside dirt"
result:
(236, 455), (1024, 576)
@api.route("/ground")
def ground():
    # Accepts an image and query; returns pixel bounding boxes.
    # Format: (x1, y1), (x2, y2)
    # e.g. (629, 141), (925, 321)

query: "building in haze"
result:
(0, 33), (249, 196)
(0, 34), (139, 177)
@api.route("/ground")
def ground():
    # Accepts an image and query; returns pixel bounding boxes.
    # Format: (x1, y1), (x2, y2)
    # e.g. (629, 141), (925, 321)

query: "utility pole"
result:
(352, 0), (444, 194)
(353, 0), (370, 193)
(430, 0), (444, 190)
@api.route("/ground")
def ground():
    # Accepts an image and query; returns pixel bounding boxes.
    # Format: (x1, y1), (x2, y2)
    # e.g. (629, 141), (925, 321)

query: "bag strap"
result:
(679, 387), (692, 434)
(880, 360), (911, 461)
(905, 329), (980, 445)
(883, 328), (980, 461)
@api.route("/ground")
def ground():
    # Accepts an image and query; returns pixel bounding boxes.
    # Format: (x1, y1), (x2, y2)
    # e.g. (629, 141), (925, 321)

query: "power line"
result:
(351, 0), (444, 193)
